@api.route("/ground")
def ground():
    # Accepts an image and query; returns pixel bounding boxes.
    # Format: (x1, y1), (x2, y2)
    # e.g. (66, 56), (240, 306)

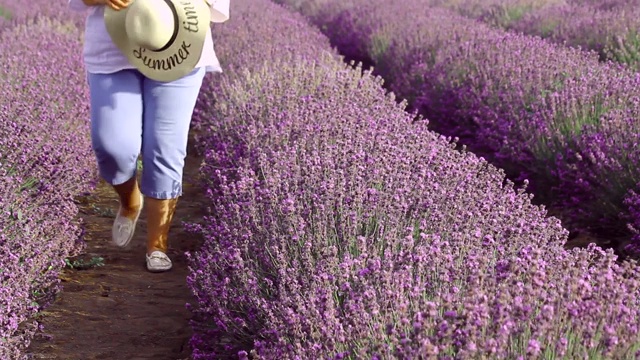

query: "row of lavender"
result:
(427, 0), (561, 28)
(0, 13), (95, 359)
(434, 0), (640, 71)
(511, 3), (640, 71)
(186, 0), (640, 358)
(278, 0), (640, 252)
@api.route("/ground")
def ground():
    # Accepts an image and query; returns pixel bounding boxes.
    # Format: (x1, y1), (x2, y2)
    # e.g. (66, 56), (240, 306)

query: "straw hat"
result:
(104, 0), (211, 82)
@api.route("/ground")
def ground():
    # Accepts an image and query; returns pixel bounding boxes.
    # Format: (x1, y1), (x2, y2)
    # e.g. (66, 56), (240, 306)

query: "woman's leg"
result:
(87, 70), (144, 245)
(140, 67), (206, 270)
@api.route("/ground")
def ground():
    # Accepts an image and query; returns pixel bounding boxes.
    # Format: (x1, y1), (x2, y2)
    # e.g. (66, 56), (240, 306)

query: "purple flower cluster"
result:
(277, 0), (640, 250)
(187, 0), (640, 358)
(0, 19), (94, 359)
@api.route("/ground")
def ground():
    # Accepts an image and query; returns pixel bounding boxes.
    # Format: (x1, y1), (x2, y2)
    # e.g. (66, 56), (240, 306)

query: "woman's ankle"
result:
(145, 197), (178, 256)
(113, 175), (143, 218)
(120, 199), (142, 218)
(147, 247), (168, 255)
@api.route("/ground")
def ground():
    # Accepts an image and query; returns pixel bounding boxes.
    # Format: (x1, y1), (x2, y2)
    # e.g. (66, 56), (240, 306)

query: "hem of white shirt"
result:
(83, 64), (223, 75)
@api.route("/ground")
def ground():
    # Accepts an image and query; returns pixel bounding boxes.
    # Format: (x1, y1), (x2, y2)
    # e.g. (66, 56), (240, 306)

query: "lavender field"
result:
(3, 0), (640, 359)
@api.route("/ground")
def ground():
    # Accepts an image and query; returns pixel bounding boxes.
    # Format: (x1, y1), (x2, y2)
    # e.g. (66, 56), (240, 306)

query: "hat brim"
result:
(105, 0), (210, 83)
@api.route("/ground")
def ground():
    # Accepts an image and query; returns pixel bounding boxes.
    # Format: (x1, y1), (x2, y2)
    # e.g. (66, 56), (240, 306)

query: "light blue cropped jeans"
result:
(87, 67), (206, 199)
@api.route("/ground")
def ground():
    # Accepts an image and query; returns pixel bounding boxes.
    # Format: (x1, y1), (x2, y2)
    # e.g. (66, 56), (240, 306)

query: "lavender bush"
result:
(0, 19), (94, 359)
(571, 0), (640, 10)
(429, 0), (564, 28)
(277, 0), (640, 251)
(427, 0), (640, 71)
(190, 0), (338, 154)
(187, 0), (640, 358)
(509, 3), (640, 70)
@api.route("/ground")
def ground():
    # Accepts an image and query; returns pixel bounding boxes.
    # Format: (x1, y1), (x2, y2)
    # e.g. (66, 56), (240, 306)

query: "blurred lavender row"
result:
(0, 5), (8, 28)
(509, 2), (640, 70)
(427, 0), (562, 29)
(0, 0), (85, 28)
(186, 0), (640, 358)
(277, 0), (640, 253)
(0, 19), (94, 359)
(428, 0), (640, 71)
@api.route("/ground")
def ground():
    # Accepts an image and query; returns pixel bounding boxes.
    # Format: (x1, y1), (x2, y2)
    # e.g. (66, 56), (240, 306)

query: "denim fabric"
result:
(87, 67), (206, 199)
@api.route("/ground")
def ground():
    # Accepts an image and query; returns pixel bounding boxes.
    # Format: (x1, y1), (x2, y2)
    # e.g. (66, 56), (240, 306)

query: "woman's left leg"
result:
(140, 67), (206, 272)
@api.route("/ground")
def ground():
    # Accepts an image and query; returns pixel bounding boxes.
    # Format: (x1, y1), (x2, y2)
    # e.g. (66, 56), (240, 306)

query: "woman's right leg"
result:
(87, 70), (144, 246)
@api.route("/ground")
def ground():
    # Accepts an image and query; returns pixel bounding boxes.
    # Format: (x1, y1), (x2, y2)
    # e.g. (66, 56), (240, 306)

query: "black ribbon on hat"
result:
(152, 0), (180, 52)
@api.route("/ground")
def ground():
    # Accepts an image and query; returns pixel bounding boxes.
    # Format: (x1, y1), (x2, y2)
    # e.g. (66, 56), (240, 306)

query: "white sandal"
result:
(112, 193), (144, 247)
(146, 251), (172, 272)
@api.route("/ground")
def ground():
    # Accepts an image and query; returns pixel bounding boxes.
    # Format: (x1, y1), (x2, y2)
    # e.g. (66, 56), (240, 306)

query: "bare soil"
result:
(26, 144), (208, 360)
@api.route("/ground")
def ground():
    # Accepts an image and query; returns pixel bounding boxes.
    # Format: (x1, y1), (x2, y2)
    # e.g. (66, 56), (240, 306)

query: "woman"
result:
(69, 0), (229, 272)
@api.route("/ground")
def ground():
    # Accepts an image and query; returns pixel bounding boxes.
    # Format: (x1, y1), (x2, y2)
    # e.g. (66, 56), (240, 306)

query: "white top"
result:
(68, 0), (230, 75)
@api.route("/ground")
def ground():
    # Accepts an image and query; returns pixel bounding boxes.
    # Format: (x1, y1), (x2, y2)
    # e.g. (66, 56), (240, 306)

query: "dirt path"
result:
(26, 140), (207, 360)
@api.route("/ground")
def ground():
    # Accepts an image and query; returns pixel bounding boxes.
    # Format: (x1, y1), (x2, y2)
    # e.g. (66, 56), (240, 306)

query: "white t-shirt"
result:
(68, 0), (230, 75)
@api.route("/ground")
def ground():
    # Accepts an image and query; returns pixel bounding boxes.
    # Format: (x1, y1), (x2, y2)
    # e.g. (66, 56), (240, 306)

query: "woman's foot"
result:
(111, 176), (144, 247)
(146, 250), (172, 272)
(112, 192), (144, 247)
